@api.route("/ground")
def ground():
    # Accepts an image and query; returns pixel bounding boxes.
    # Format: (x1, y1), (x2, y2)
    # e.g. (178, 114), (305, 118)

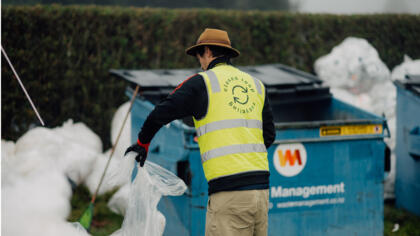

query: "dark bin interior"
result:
(111, 64), (369, 126)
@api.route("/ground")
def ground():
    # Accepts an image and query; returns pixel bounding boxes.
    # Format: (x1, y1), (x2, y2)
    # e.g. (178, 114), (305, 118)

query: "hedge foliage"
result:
(2, 5), (420, 148)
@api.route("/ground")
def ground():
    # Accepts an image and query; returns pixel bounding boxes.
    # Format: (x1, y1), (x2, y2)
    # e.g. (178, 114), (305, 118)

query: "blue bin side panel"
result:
(268, 139), (384, 236)
(158, 196), (190, 235)
(395, 86), (420, 216)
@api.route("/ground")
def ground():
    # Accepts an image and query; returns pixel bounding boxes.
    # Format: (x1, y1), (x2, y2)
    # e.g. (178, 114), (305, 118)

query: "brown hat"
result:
(185, 28), (240, 58)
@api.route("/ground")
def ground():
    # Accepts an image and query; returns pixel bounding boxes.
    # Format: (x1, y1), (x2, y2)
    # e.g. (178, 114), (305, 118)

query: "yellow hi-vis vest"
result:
(193, 63), (269, 182)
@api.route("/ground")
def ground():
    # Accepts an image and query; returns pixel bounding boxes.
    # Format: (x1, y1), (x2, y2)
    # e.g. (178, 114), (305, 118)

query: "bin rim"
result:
(273, 119), (390, 144)
(394, 74), (420, 97)
(274, 119), (386, 129)
(110, 63), (323, 88)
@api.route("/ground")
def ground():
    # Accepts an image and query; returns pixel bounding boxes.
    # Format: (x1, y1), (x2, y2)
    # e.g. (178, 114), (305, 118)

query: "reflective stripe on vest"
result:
(252, 76), (262, 94)
(201, 143), (267, 163)
(193, 64), (268, 181)
(206, 70), (221, 93)
(196, 119), (262, 137)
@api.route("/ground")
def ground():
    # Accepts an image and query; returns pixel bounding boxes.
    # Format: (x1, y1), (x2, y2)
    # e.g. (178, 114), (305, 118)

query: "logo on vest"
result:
(223, 76), (256, 114)
(273, 143), (307, 177)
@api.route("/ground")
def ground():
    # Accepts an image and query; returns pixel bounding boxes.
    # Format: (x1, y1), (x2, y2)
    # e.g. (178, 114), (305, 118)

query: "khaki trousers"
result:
(205, 189), (269, 236)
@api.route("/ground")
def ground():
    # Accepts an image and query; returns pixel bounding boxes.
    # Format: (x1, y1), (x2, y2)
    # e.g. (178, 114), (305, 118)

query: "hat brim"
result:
(185, 42), (240, 58)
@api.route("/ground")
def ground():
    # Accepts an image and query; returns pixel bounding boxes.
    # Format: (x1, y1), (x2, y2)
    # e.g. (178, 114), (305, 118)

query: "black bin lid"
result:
(110, 64), (331, 104)
(394, 74), (420, 97)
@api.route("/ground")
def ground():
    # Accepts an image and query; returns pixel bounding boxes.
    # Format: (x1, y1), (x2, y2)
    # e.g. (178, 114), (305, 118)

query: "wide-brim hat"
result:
(185, 28), (240, 58)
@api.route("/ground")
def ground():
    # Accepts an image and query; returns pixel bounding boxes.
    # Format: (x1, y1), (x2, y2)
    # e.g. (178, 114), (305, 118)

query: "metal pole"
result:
(1, 45), (45, 126)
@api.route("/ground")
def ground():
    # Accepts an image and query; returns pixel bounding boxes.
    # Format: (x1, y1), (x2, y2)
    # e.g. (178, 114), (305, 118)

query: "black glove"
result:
(124, 140), (150, 167)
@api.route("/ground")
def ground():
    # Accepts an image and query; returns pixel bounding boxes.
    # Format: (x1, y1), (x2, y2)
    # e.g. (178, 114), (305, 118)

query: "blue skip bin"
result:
(394, 75), (420, 216)
(111, 64), (389, 236)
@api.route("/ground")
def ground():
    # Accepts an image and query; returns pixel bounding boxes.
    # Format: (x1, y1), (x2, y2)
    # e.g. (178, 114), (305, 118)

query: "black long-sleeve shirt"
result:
(138, 57), (275, 146)
(138, 56), (275, 194)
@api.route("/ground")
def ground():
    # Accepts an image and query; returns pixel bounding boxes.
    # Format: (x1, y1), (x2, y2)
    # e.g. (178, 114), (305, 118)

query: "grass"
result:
(68, 185), (420, 236)
(384, 202), (420, 236)
(67, 185), (123, 236)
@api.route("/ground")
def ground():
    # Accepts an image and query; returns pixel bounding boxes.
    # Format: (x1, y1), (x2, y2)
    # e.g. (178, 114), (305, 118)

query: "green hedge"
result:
(2, 5), (420, 149)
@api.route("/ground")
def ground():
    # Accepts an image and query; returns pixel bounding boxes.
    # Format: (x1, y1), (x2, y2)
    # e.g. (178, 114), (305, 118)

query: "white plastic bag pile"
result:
(1, 120), (96, 236)
(315, 37), (392, 113)
(1, 119), (101, 188)
(314, 37), (420, 199)
(111, 157), (187, 236)
(12, 120), (101, 185)
(2, 101), (187, 235)
(1, 102), (130, 236)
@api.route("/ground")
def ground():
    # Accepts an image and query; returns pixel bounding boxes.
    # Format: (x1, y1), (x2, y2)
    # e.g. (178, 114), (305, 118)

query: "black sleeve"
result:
(262, 91), (275, 148)
(137, 74), (207, 144)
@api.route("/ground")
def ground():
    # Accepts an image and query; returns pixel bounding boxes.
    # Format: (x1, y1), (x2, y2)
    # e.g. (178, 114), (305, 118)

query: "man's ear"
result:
(205, 46), (212, 57)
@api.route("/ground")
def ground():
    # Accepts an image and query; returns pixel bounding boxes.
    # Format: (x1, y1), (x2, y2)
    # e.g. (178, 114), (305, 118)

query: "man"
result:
(125, 28), (275, 236)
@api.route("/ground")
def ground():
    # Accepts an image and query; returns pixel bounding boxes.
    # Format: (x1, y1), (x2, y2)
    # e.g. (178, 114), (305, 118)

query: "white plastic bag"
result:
(314, 37), (390, 93)
(70, 222), (91, 235)
(330, 88), (373, 111)
(391, 55), (420, 80)
(108, 183), (130, 215)
(55, 119), (103, 154)
(1, 165), (77, 236)
(112, 156), (187, 236)
(107, 151), (137, 188)
(111, 102), (132, 159)
(107, 153), (140, 216)
(13, 120), (100, 185)
(1, 140), (17, 186)
(85, 148), (134, 195)
(1, 139), (15, 159)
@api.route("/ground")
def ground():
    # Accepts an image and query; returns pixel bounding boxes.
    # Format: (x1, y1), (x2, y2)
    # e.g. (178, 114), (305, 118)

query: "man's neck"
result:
(206, 56), (231, 70)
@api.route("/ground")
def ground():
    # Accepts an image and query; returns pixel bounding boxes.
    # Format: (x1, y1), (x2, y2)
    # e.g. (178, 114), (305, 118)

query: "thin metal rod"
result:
(1, 45), (45, 126)
(91, 85), (140, 203)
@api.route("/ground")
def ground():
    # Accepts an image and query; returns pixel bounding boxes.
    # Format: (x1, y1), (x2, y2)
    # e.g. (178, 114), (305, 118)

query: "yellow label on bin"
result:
(320, 124), (383, 136)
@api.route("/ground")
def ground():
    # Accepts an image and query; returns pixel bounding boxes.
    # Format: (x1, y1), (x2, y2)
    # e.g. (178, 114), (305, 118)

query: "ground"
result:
(68, 185), (123, 236)
(69, 185), (420, 236)
(384, 202), (420, 236)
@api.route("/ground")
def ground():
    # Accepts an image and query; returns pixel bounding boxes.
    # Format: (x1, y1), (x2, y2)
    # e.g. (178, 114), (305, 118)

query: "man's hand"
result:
(124, 140), (150, 167)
